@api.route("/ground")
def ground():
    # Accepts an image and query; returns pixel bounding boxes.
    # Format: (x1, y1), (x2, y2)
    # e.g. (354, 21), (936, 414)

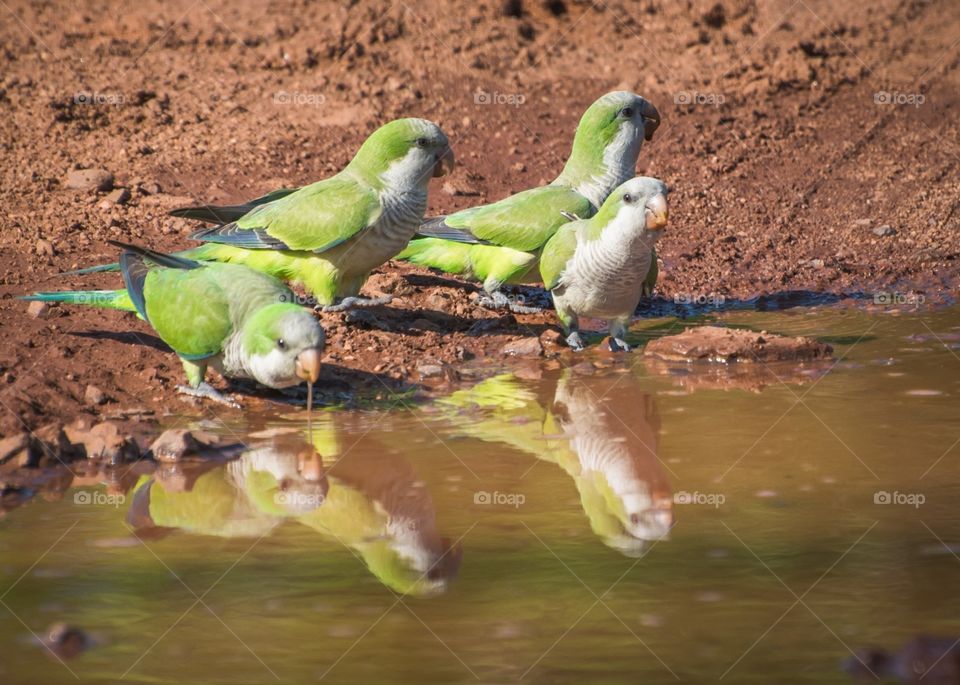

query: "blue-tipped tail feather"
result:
(19, 289), (135, 311)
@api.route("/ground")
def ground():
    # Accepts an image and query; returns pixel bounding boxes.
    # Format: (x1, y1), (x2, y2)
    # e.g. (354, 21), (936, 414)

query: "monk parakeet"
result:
(71, 119), (455, 311)
(540, 176), (669, 352)
(395, 91), (661, 313)
(23, 241), (324, 406)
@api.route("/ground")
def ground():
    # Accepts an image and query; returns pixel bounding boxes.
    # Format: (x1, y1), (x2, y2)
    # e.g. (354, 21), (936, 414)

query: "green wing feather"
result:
(142, 267), (233, 359)
(540, 221), (581, 290)
(230, 175), (381, 252)
(642, 246), (658, 296)
(444, 185), (593, 252)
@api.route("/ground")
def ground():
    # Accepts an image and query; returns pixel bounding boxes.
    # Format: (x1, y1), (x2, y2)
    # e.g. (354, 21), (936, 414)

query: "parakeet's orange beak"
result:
(295, 348), (322, 383)
(297, 448), (325, 482)
(642, 102), (661, 141)
(645, 194), (669, 230)
(434, 147), (455, 177)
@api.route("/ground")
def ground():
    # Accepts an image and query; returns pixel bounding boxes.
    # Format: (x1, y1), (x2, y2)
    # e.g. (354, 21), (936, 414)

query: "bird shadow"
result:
(69, 330), (172, 353)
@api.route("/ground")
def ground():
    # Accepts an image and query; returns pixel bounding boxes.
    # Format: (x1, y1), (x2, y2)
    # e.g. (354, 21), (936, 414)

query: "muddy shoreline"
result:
(2, 0), (959, 433)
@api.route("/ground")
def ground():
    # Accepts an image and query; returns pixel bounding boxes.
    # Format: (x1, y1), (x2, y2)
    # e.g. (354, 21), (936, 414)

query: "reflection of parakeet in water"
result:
(126, 439), (328, 538)
(297, 423), (461, 597)
(438, 372), (672, 556)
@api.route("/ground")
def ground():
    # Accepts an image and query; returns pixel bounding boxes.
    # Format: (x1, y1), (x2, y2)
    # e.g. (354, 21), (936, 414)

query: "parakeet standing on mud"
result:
(539, 176), (669, 351)
(72, 119), (454, 311)
(23, 241), (324, 406)
(395, 91), (661, 313)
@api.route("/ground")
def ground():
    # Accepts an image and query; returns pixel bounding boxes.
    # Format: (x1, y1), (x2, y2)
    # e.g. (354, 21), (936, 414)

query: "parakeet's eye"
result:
(623, 193), (635, 204)
(415, 137), (430, 148)
(277, 338), (286, 349)
(621, 107), (635, 118)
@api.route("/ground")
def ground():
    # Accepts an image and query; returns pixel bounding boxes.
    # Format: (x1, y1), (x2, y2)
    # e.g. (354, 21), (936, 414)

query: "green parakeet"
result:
(23, 241), (324, 406)
(395, 91), (661, 313)
(540, 176), (669, 352)
(70, 118), (455, 311)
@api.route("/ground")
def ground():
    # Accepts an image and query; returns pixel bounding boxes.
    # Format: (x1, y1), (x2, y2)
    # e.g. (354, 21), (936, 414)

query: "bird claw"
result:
(566, 332), (586, 351)
(478, 291), (542, 315)
(609, 337), (632, 353)
(176, 383), (240, 408)
(321, 295), (393, 313)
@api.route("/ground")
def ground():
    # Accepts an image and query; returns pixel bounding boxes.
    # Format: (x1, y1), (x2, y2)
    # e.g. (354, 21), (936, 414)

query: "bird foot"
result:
(609, 337), (632, 353)
(566, 332), (586, 351)
(478, 291), (542, 315)
(176, 382), (240, 408)
(320, 295), (393, 313)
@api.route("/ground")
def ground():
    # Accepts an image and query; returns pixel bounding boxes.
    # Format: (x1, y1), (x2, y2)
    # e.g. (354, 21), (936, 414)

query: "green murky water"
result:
(2, 306), (959, 684)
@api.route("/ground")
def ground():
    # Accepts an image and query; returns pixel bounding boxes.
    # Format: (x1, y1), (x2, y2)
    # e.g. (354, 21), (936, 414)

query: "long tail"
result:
(396, 238), (475, 276)
(61, 244), (216, 277)
(20, 289), (136, 311)
(169, 188), (298, 223)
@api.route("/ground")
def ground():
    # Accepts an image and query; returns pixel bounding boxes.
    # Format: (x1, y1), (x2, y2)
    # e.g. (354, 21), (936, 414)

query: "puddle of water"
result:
(1, 307), (959, 684)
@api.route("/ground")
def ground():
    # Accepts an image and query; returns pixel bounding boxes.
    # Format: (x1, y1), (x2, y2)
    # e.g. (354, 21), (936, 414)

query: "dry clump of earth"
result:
(1, 0), (959, 434)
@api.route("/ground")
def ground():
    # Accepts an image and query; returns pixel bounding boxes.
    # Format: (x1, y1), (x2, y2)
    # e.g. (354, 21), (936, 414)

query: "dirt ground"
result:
(1, 0), (958, 434)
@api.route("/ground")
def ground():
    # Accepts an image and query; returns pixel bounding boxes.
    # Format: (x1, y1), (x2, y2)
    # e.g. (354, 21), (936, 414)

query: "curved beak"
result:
(295, 347), (322, 384)
(641, 100), (661, 141)
(433, 147), (455, 177)
(644, 194), (669, 230)
(297, 448), (325, 483)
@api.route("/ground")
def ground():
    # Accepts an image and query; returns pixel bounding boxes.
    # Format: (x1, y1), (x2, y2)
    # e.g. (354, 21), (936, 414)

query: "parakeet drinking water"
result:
(23, 241), (324, 407)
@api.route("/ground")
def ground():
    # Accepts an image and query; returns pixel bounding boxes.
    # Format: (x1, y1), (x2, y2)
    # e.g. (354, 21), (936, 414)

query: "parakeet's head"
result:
(349, 118), (454, 190)
(591, 176), (669, 240)
(241, 303), (324, 389)
(558, 92), (661, 203)
(233, 442), (328, 517)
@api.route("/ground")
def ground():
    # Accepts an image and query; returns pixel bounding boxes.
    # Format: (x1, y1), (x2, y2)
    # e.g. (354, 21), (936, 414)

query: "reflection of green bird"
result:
(69, 119), (454, 310)
(23, 242), (323, 406)
(438, 372), (672, 556)
(126, 440), (328, 538)
(397, 92), (661, 313)
(297, 427), (461, 597)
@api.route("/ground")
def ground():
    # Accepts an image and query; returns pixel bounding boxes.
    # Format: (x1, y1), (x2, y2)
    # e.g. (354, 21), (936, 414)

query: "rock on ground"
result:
(644, 326), (833, 363)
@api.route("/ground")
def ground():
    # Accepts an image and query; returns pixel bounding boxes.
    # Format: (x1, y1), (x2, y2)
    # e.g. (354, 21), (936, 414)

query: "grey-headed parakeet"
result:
(23, 241), (324, 406)
(71, 119), (454, 311)
(396, 92), (660, 313)
(540, 176), (669, 351)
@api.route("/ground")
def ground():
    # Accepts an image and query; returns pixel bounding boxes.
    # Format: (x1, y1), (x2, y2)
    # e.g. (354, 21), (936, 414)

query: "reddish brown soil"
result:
(1, 0), (959, 433)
